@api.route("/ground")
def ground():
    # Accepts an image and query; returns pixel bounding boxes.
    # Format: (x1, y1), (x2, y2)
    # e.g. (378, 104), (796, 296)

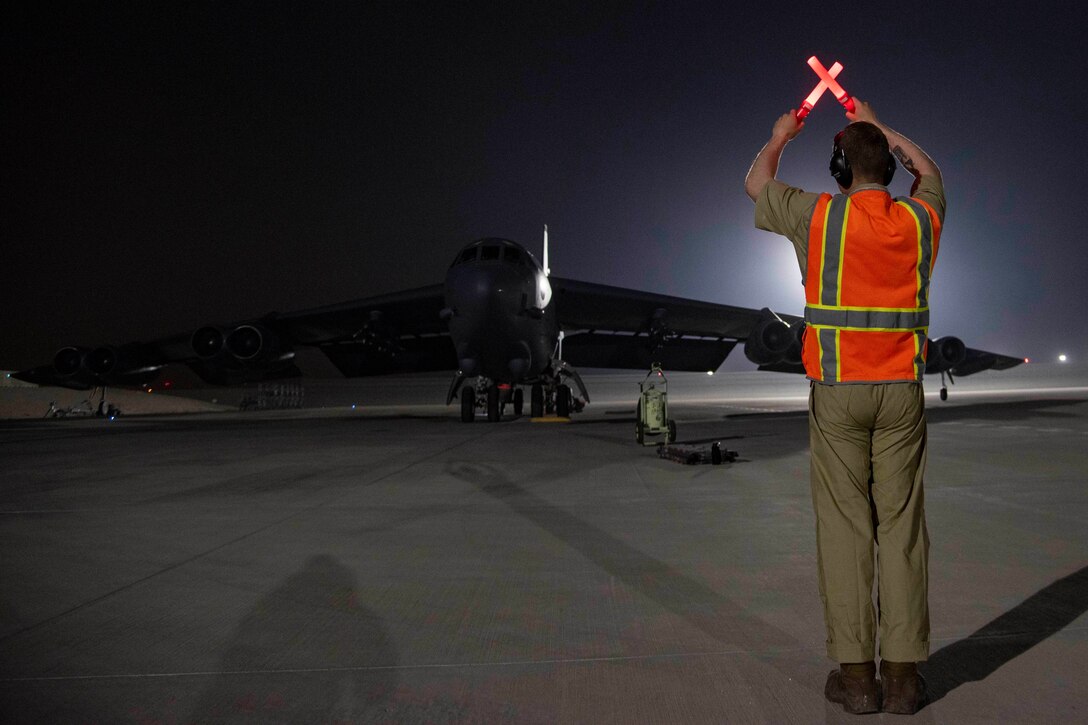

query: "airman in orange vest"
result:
(745, 99), (945, 715)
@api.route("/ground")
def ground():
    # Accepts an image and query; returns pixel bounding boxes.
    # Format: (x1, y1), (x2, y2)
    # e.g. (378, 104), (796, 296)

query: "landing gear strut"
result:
(530, 383), (544, 418)
(456, 377), (523, 423)
(939, 370), (954, 401)
(449, 363), (590, 423)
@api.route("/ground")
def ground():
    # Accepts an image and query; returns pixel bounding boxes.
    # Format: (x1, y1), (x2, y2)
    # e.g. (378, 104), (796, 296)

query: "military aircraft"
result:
(12, 228), (1024, 419)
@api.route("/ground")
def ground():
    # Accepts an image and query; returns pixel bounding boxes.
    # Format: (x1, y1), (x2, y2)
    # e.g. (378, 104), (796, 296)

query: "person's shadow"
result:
(920, 563), (1088, 707)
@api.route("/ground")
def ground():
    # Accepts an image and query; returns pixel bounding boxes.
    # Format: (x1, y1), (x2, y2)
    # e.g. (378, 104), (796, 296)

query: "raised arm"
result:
(744, 111), (804, 202)
(848, 98), (942, 188)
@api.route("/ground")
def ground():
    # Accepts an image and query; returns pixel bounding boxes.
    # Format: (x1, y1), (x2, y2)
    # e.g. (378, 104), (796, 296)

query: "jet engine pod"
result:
(782, 321), (805, 365)
(744, 309), (797, 365)
(53, 347), (86, 377)
(84, 345), (163, 382)
(191, 326), (226, 359)
(226, 323), (285, 363)
(86, 346), (120, 376)
(927, 336), (967, 372)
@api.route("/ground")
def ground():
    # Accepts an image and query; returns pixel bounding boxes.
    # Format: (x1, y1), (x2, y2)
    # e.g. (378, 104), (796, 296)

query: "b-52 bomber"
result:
(13, 228), (1024, 420)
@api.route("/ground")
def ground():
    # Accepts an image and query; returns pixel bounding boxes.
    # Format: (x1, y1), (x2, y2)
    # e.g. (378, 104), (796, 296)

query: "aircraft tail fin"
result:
(543, 224), (550, 277)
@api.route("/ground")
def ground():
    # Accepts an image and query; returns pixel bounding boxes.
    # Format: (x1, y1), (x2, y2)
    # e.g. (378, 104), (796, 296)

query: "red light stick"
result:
(795, 60), (842, 120)
(807, 56), (856, 113)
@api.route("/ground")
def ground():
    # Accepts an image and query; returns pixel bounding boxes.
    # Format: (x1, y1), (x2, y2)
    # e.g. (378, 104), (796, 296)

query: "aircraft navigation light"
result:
(1059, 354), (1068, 362)
(707, 370), (714, 376)
(796, 60), (842, 120)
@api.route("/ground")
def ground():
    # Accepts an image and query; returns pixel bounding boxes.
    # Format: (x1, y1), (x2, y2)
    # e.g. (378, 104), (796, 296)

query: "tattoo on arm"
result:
(892, 145), (917, 173)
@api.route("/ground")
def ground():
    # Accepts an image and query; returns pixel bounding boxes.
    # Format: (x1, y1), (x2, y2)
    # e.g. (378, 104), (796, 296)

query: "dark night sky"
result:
(3, 1), (1086, 371)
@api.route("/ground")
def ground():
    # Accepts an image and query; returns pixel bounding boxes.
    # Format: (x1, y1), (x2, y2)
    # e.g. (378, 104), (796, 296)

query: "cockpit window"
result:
(458, 247), (477, 264)
(503, 247), (522, 265)
(480, 245), (501, 261)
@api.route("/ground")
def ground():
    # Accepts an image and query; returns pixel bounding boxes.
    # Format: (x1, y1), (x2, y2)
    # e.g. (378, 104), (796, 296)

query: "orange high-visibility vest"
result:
(803, 189), (941, 383)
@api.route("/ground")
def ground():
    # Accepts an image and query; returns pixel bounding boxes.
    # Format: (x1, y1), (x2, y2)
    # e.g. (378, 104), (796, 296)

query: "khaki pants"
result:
(809, 381), (930, 663)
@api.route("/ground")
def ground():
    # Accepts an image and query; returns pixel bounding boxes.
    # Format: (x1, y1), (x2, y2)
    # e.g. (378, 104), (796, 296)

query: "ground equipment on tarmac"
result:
(636, 363), (676, 445)
(657, 442), (737, 465)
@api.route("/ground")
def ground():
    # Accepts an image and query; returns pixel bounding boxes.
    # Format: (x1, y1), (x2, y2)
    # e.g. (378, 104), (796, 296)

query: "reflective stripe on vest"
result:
(896, 197), (936, 309)
(804, 304), (929, 330)
(804, 193), (936, 382)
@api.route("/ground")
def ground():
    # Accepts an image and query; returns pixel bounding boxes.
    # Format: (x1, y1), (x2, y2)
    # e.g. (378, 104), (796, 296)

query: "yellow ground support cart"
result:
(636, 363), (677, 445)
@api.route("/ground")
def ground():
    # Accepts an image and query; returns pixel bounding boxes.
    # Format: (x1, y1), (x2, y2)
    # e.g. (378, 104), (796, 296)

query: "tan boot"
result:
(824, 667), (880, 715)
(880, 660), (927, 714)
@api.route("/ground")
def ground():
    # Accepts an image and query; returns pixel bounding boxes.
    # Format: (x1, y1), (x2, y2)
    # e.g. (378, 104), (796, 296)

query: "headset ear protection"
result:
(829, 130), (896, 188)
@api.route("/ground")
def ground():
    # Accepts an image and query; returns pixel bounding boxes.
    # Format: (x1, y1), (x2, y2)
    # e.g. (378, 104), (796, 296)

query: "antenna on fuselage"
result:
(543, 224), (551, 277)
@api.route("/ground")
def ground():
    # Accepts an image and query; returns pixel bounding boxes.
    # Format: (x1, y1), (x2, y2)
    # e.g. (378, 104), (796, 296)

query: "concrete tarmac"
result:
(1, 367), (1086, 723)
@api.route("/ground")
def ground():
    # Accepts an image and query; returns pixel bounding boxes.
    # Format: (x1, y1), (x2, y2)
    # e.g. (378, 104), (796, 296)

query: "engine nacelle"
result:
(185, 322), (295, 384)
(191, 326), (226, 359)
(53, 347), (87, 377)
(745, 309), (801, 365)
(927, 336), (967, 372)
(86, 346), (122, 376)
(227, 323), (277, 361)
(52, 345), (161, 386)
(85, 346), (163, 380)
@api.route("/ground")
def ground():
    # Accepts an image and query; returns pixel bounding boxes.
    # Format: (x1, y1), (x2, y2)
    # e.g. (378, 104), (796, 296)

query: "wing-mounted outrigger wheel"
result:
(939, 370), (955, 401)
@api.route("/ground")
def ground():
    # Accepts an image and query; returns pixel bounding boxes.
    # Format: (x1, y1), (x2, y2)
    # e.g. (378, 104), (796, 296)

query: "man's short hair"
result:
(838, 122), (891, 183)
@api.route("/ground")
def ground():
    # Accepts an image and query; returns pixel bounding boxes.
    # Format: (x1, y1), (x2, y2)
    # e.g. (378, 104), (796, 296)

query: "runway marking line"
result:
(0, 645), (822, 683)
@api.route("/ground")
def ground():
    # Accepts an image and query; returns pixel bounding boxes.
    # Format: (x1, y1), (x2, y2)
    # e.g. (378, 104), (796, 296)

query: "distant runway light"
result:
(706, 370), (714, 376)
(1059, 354), (1068, 362)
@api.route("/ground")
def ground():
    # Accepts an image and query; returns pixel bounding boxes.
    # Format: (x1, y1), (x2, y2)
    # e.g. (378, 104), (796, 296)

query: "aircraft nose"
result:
(452, 265), (520, 314)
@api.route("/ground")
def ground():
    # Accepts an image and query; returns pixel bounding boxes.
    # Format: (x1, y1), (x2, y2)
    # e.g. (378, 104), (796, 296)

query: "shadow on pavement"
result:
(926, 397), (1086, 424)
(188, 554), (397, 723)
(921, 563), (1088, 707)
(448, 462), (808, 686)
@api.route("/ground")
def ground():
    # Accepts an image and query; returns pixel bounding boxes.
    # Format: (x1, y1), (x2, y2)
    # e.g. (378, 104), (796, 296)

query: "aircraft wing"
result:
(931, 346), (1026, 377)
(279, 284), (453, 377)
(760, 343), (1027, 377)
(550, 277), (802, 372)
(12, 284), (453, 389)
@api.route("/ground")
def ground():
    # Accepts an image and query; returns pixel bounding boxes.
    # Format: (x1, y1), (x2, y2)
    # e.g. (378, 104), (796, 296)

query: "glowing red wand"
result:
(796, 60), (843, 120)
(806, 55), (856, 114)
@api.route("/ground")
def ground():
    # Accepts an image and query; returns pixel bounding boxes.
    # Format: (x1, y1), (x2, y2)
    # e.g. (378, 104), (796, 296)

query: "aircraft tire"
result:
(513, 388), (524, 416)
(531, 384), (544, 417)
(487, 385), (500, 422)
(940, 387), (948, 401)
(636, 419), (645, 445)
(460, 387), (475, 423)
(667, 419), (677, 443)
(556, 384), (571, 418)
